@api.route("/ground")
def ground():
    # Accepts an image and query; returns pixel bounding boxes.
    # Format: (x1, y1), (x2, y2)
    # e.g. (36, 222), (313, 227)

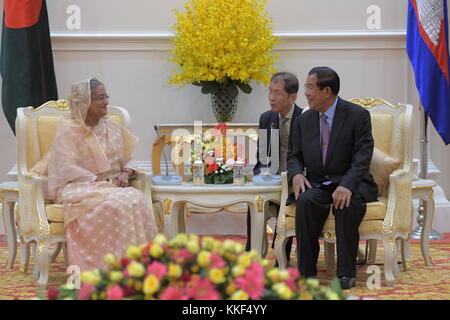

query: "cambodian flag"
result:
(407, 0), (450, 145)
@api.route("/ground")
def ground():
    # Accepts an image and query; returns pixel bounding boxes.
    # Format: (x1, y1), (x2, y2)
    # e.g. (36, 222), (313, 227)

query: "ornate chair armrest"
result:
(19, 172), (52, 236)
(384, 168), (413, 233)
(23, 172), (47, 197)
(24, 172), (48, 182)
(275, 172), (290, 236)
(130, 169), (147, 191)
(131, 169), (164, 232)
(131, 169), (152, 198)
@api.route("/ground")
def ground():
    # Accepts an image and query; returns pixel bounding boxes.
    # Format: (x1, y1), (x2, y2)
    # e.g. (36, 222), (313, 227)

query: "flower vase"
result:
(233, 160), (245, 185)
(192, 160), (205, 185)
(211, 89), (238, 123)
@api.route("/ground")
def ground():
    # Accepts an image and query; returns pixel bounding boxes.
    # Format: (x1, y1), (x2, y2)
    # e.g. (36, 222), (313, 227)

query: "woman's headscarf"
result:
(68, 78), (93, 126)
(68, 78), (111, 173)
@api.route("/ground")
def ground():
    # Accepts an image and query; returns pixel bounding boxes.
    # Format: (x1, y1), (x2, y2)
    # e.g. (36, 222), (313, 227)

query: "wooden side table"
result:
(412, 179), (436, 266)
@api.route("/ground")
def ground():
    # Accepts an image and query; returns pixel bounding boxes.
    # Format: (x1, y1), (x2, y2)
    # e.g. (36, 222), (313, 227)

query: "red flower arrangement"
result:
(190, 123), (247, 184)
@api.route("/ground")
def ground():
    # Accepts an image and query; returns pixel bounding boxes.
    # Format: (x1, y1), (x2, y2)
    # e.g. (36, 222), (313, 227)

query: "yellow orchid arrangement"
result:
(47, 234), (347, 300)
(169, 0), (278, 97)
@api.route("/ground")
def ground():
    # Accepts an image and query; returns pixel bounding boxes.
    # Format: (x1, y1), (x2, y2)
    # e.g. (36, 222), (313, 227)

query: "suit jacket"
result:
(253, 104), (302, 175)
(287, 98), (378, 203)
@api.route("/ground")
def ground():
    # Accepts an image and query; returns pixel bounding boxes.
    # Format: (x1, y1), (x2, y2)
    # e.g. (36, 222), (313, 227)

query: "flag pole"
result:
(411, 105), (444, 239)
(420, 104), (428, 180)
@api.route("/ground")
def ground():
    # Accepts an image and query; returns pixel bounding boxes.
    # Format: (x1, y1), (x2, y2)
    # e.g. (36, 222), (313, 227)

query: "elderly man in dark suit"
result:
(246, 72), (302, 263)
(287, 67), (378, 289)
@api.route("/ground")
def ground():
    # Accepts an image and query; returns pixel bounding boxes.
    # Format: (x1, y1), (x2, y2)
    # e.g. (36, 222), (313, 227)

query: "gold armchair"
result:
(16, 100), (161, 284)
(274, 98), (414, 286)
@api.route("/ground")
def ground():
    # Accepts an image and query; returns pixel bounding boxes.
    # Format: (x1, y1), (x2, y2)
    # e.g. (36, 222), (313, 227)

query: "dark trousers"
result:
(245, 203), (293, 262)
(295, 185), (366, 278)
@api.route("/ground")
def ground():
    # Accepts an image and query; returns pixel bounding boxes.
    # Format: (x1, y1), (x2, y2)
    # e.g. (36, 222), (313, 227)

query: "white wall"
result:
(48, 34), (412, 170)
(46, 0), (407, 33)
(0, 0), (449, 204)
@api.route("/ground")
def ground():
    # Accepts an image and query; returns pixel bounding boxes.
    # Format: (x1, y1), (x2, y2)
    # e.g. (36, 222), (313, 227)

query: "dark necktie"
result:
(279, 116), (289, 173)
(320, 113), (330, 165)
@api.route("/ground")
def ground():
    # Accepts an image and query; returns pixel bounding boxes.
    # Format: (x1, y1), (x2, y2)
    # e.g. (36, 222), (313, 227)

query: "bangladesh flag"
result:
(1, 0), (58, 133)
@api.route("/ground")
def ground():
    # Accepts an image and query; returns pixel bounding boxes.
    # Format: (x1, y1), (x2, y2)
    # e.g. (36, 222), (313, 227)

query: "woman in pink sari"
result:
(33, 78), (158, 271)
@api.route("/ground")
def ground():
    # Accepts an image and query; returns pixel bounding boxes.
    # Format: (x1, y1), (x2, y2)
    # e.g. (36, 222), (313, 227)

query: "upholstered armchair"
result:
(16, 100), (160, 284)
(274, 98), (414, 286)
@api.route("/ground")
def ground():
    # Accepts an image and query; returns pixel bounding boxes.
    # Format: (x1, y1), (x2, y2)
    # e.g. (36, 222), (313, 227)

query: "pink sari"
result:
(33, 79), (157, 271)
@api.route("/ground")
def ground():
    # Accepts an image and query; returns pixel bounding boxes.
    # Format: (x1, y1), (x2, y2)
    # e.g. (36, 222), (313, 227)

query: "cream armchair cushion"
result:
(370, 147), (400, 195)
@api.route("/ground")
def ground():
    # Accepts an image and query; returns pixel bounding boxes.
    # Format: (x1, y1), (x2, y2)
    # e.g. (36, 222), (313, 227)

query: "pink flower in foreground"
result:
(120, 258), (131, 268)
(140, 244), (150, 257)
(285, 267), (300, 291)
(159, 286), (189, 300)
(210, 253), (226, 269)
(235, 262), (264, 300)
(147, 261), (168, 281)
(47, 288), (59, 300)
(77, 283), (94, 300)
(171, 248), (194, 264)
(122, 285), (136, 297)
(180, 270), (192, 283)
(187, 276), (220, 300)
(106, 285), (124, 300)
(287, 267), (300, 280)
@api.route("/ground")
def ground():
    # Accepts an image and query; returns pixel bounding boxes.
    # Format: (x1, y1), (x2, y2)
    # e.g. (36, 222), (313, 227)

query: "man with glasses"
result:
(287, 66), (378, 289)
(246, 72), (303, 265)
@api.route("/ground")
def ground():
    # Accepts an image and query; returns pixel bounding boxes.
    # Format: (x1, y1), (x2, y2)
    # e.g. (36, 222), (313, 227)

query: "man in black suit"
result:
(287, 67), (378, 289)
(246, 72), (302, 262)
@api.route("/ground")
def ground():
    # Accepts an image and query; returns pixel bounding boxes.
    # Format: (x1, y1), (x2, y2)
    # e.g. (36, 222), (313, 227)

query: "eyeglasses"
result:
(304, 85), (322, 92)
(92, 94), (110, 101)
(267, 90), (290, 98)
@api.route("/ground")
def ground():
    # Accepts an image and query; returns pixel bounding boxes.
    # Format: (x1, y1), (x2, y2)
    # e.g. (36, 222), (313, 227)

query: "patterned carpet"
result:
(0, 234), (449, 300)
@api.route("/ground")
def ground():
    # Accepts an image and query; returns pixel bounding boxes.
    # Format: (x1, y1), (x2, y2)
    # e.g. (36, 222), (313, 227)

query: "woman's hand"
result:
(118, 169), (136, 188)
(117, 171), (131, 188)
(109, 169), (135, 187)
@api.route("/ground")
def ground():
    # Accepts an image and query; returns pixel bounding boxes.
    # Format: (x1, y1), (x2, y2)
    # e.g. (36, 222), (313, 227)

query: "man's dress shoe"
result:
(338, 276), (356, 290)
